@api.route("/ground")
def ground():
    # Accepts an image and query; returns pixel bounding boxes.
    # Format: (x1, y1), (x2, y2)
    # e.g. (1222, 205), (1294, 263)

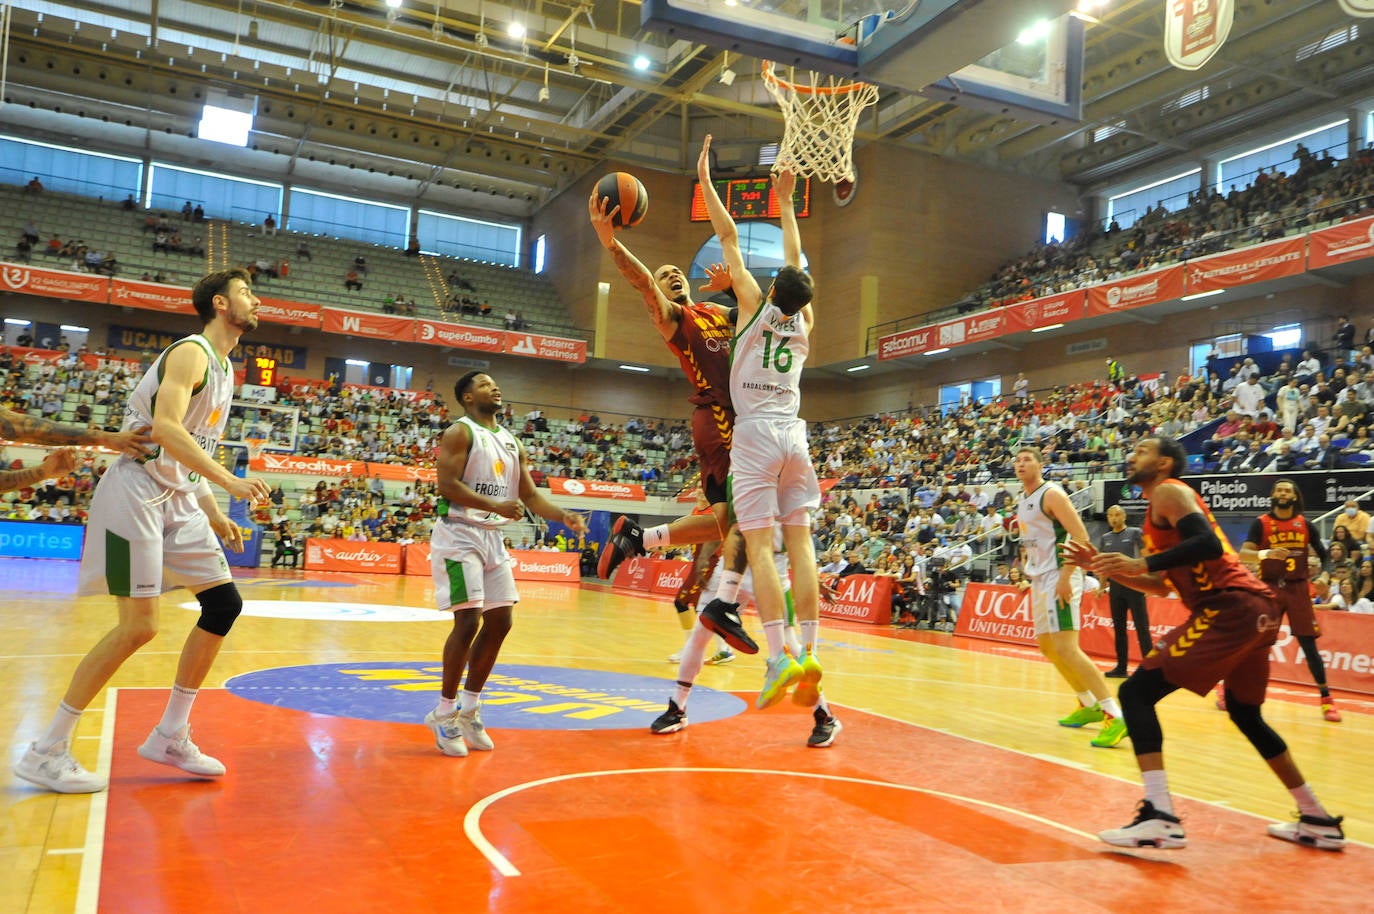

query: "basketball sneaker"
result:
(756, 650), (804, 709)
(791, 649), (823, 707)
(705, 647), (735, 665)
(13, 740), (107, 793)
(457, 707), (494, 751)
(667, 649), (683, 663)
(649, 700), (688, 734)
(137, 725), (226, 776)
(807, 707), (843, 748)
(1214, 685), (1227, 712)
(700, 599), (759, 654)
(1090, 717), (1129, 748)
(1099, 800), (1187, 849)
(1321, 701), (1342, 723)
(423, 708), (469, 757)
(1058, 704), (1106, 728)
(1266, 813), (1346, 851)
(597, 516), (645, 579)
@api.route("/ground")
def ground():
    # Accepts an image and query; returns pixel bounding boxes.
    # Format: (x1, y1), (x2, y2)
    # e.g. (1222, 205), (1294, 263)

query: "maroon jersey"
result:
(1249, 513), (1317, 581)
(1143, 483), (1269, 605)
(667, 302), (733, 411)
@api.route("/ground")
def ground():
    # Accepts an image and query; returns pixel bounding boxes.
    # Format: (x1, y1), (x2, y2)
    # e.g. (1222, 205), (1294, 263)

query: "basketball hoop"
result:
(246, 438), (266, 461)
(761, 60), (879, 185)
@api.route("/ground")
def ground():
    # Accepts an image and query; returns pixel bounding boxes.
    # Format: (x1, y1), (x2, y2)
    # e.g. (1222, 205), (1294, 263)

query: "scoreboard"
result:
(248, 355), (277, 387)
(689, 176), (811, 222)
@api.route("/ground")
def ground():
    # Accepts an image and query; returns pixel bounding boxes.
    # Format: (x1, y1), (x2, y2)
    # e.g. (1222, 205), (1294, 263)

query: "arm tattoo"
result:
(0, 410), (95, 447)
(608, 245), (654, 297)
(0, 463), (52, 494)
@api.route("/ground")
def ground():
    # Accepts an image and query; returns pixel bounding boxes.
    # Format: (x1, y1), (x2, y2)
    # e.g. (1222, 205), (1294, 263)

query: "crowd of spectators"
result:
(952, 142), (1374, 314)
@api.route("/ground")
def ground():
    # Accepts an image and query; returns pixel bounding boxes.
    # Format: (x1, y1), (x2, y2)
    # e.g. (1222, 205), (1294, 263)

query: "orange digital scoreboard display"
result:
(690, 177), (810, 222)
(249, 355), (277, 387)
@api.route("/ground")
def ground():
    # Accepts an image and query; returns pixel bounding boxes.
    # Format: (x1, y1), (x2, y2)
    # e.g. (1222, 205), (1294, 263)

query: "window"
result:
(1106, 168), (1200, 230)
(0, 134), (141, 200)
(1216, 119), (1349, 192)
(417, 210), (521, 267)
(1045, 211), (1066, 245)
(148, 163), (281, 224)
(534, 234), (547, 275)
(689, 222), (808, 281)
(290, 188), (409, 247)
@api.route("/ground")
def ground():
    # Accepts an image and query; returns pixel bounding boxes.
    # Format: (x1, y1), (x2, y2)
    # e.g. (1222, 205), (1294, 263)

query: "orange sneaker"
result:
(1322, 702), (1342, 723)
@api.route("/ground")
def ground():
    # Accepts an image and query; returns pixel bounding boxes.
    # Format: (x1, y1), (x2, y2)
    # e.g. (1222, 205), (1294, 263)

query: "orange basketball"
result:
(596, 172), (649, 228)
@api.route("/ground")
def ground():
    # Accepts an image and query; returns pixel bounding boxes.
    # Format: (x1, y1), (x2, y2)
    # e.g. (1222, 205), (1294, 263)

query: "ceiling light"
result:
(60, 324), (90, 332)
(538, 85), (550, 102)
(846, 364), (870, 373)
(925, 347), (950, 355)
(508, 21), (525, 39)
(633, 55), (650, 71)
(619, 365), (651, 373)
(385, 0), (402, 7)
(1030, 323), (1064, 333)
(5, 318), (32, 326)
(719, 50), (736, 86)
(1181, 289), (1225, 301)
(1016, 19), (1052, 45)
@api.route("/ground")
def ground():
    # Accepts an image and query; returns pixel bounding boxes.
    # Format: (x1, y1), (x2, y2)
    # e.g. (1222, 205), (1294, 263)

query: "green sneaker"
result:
(1090, 717), (1129, 748)
(756, 651), (804, 709)
(791, 649), (824, 707)
(1058, 704), (1106, 728)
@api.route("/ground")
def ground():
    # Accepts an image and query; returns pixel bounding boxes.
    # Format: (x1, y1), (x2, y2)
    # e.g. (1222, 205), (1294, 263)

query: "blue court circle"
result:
(225, 662), (748, 731)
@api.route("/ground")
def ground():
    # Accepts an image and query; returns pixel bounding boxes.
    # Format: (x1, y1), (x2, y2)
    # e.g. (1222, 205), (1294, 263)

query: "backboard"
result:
(641, 0), (1084, 122)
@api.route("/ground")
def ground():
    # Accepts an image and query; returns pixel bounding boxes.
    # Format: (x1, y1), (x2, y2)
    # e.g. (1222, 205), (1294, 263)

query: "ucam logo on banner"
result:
(818, 574), (892, 625)
(0, 261), (109, 302)
(1307, 215), (1374, 269)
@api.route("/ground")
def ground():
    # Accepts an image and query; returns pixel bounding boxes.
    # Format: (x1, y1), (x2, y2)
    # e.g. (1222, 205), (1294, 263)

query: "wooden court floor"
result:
(3, 557), (1372, 914)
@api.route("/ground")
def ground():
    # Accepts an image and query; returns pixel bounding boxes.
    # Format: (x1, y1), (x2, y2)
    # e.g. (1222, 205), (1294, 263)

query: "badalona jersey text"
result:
(442, 416), (523, 528)
(730, 302), (808, 419)
(123, 334), (232, 493)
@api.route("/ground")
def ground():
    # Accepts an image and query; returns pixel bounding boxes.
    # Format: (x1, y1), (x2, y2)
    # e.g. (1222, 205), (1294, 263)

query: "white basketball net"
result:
(246, 438), (265, 461)
(762, 61), (879, 184)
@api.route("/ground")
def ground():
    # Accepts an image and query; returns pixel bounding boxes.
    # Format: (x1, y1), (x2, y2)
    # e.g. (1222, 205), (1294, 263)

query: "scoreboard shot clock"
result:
(689, 176), (811, 222)
(249, 354), (277, 387)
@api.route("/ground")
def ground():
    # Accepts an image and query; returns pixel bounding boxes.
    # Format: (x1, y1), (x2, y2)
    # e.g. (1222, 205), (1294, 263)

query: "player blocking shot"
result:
(13, 268), (273, 794)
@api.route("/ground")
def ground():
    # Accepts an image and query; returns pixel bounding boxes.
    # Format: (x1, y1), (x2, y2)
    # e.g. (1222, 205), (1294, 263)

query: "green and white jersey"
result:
(124, 334), (232, 493)
(1016, 481), (1070, 579)
(442, 416), (523, 528)
(730, 301), (807, 420)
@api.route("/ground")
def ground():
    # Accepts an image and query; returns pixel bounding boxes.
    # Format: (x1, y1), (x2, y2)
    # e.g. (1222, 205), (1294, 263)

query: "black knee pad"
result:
(1226, 700), (1288, 760)
(196, 582), (243, 637)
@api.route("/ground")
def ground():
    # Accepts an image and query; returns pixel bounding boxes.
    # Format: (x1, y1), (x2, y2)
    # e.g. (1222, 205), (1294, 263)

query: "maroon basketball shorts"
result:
(1140, 588), (1281, 706)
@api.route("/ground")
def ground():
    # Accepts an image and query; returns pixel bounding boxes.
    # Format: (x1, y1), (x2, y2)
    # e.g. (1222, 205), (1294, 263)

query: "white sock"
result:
(459, 689), (481, 713)
(1100, 696), (1123, 719)
(436, 695), (458, 716)
(1143, 770), (1173, 815)
(1289, 783), (1327, 818)
(672, 680), (692, 708)
(1076, 690), (1099, 708)
(816, 695), (830, 717)
(37, 701), (83, 751)
(799, 620), (820, 652)
(644, 525), (670, 549)
(157, 684), (198, 735)
(762, 619), (786, 657)
(677, 622), (714, 687)
(715, 571), (742, 604)
(783, 626), (803, 658)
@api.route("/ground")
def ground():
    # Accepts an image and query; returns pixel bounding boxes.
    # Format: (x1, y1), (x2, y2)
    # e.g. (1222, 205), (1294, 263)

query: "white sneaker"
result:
(424, 708), (468, 757)
(667, 650), (683, 663)
(13, 741), (108, 793)
(137, 726), (226, 777)
(1267, 813), (1347, 851)
(1099, 800), (1187, 849)
(457, 708), (494, 752)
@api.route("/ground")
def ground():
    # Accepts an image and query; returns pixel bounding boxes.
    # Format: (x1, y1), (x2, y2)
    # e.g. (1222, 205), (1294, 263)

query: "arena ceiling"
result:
(1, 0), (1371, 222)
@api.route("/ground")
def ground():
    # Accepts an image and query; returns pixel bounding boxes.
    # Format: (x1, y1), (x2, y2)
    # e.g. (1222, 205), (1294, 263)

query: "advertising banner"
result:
(510, 550), (581, 582)
(109, 278), (193, 314)
(1185, 236), (1306, 293)
(0, 520), (85, 560)
(0, 262), (108, 303)
(249, 453), (437, 483)
(547, 477), (646, 500)
(1307, 215), (1374, 269)
(321, 308), (416, 341)
(303, 538), (403, 574)
(1085, 264), (1186, 316)
(956, 583), (1374, 695)
(403, 542), (432, 576)
(1103, 471), (1374, 519)
(503, 331), (588, 364)
(608, 556), (692, 595)
(818, 573), (893, 625)
(1165, 0), (1233, 71)
(877, 325), (939, 361)
(255, 296), (322, 328)
(414, 319), (505, 353)
(1001, 290), (1085, 333)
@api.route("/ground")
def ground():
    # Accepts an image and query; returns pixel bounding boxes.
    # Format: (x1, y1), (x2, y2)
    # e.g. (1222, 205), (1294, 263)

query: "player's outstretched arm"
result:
(697, 135), (762, 318)
(0, 405), (152, 457)
(0, 447), (76, 494)
(587, 190), (678, 341)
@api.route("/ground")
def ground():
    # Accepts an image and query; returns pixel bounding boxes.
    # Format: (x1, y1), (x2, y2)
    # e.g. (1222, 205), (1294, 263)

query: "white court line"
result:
(74, 688), (116, 914)
(463, 766), (1100, 877)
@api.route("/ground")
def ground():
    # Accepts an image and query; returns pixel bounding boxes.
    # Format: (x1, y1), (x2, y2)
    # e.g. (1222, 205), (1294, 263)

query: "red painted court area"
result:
(99, 689), (1374, 914)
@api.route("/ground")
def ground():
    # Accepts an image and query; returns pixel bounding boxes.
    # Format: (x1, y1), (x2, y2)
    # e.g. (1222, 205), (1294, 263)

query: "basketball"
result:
(595, 172), (649, 228)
